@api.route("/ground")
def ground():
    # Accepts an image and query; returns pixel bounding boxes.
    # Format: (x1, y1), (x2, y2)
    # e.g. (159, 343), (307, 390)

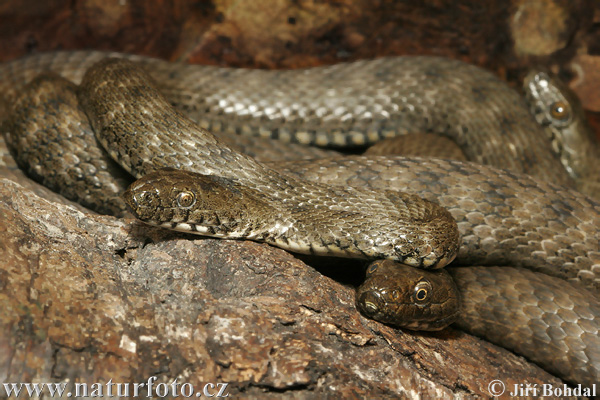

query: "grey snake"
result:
(0, 51), (598, 388)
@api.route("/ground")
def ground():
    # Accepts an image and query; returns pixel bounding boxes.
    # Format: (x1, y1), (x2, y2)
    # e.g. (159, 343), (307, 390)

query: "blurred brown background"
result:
(1, 0), (599, 138)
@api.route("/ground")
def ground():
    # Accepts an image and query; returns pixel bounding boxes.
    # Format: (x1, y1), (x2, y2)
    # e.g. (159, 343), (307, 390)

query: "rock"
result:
(0, 169), (573, 398)
(569, 53), (600, 113)
(509, 0), (580, 57)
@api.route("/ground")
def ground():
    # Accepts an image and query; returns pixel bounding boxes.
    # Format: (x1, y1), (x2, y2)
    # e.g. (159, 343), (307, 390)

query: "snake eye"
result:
(366, 262), (379, 276)
(412, 280), (432, 306)
(176, 191), (196, 207)
(550, 101), (570, 121)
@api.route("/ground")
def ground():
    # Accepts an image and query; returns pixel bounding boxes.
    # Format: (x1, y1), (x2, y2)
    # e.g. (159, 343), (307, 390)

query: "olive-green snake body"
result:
(1, 51), (599, 388)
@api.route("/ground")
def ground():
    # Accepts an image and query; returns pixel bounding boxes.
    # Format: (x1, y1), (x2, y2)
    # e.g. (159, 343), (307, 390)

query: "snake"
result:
(0, 51), (599, 388)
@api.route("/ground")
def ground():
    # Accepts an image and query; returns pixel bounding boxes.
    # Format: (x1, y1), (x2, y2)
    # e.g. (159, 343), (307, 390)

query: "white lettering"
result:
(133, 382), (145, 397)
(203, 383), (215, 397)
(147, 376), (158, 397)
(216, 383), (229, 397)
(117, 382), (130, 397)
(156, 382), (169, 397)
(542, 384), (553, 396)
(106, 378), (115, 396)
(46, 382), (67, 397)
(181, 382), (194, 397)
(3, 383), (22, 396)
(90, 382), (103, 396)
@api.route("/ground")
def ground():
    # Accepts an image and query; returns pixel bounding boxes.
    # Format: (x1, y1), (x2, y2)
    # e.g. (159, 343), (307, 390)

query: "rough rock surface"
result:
(0, 152), (577, 399)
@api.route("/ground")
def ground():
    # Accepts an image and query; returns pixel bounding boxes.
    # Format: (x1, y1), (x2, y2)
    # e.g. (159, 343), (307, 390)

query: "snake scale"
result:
(0, 51), (599, 388)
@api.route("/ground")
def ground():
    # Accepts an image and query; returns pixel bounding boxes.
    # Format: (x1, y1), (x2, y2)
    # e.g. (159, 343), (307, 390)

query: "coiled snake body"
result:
(1, 51), (599, 388)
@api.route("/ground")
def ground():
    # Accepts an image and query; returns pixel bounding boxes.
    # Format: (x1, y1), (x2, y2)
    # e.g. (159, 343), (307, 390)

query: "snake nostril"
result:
(122, 186), (161, 220)
(137, 191), (151, 204)
(357, 291), (383, 317)
(135, 190), (160, 209)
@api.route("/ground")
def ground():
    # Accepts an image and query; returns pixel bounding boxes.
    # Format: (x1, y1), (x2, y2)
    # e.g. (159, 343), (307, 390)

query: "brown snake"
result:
(0, 51), (599, 388)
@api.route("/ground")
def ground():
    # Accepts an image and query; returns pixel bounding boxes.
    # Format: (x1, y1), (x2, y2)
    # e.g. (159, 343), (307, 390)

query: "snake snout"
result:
(356, 290), (385, 319)
(123, 181), (161, 221)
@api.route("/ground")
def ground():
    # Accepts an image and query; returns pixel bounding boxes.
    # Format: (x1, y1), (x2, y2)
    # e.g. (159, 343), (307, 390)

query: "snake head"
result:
(523, 70), (599, 183)
(356, 260), (460, 331)
(123, 168), (275, 237)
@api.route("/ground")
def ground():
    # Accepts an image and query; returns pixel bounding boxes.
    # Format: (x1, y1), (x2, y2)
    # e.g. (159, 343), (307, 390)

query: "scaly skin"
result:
(1, 52), (599, 387)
